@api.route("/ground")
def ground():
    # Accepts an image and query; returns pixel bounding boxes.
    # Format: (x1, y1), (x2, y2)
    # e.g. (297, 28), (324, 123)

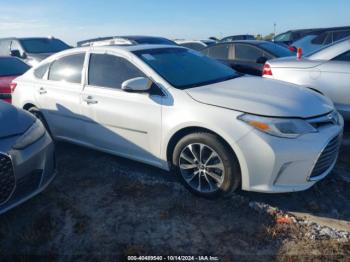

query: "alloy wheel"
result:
(179, 143), (225, 193)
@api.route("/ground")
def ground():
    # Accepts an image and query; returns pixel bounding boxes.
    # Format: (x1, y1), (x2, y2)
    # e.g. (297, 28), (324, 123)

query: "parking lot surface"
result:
(0, 128), (349, 260)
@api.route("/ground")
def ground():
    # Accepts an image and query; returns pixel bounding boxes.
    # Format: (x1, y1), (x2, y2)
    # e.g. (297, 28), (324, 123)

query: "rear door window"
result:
(48, 53), (85, 84)
(234, 44), (264, 62)
(204, 44), (230, 60)
(88, 53), (145, 89)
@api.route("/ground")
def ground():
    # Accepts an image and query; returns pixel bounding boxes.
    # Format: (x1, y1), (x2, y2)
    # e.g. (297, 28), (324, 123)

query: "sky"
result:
(1, 0), (349, 45)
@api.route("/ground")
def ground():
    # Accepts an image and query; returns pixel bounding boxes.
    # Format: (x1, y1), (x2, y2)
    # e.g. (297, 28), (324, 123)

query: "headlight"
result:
(13, 120), (46, 149)
(238, 114), (317, 138)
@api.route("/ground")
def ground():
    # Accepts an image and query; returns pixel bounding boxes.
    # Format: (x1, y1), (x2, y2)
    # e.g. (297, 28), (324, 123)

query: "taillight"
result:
(288, 45), (297, 52)
(297, 48), (303, 60)
(262, 63), (272, 76)
(9, 82), (17, 92)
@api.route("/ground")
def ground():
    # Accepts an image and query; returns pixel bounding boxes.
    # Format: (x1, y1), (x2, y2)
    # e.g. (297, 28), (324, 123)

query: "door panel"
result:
(81, 52), (163, 166)
(316, 61), (350, 112)
(81, 87), (162, 165)
(36, 53), (86, 140)
(37, 81), (85, 139)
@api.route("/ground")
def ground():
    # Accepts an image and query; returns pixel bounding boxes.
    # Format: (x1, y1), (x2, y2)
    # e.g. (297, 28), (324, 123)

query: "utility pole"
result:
(273, 22), (277, 38)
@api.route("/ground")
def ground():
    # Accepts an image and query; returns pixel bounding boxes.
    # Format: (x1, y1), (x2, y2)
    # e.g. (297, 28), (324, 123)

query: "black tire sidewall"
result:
(172, 132), (241, 198)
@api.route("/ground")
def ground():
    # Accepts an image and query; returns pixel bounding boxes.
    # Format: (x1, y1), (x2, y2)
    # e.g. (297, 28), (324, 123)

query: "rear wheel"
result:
(172, 132), (241, 198)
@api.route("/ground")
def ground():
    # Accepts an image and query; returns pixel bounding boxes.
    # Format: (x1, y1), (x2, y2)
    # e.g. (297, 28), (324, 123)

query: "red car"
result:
(0, 57), (30, 103)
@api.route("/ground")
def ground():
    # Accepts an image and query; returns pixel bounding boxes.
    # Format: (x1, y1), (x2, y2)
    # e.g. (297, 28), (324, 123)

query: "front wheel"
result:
(172, 132), (241, 198)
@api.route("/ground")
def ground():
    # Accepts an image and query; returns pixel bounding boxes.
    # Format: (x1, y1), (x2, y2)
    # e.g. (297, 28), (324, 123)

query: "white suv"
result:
(12, 45), (343, 197)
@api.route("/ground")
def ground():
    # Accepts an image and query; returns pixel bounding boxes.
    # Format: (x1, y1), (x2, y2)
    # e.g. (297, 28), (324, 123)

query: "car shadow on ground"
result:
(0, 141), (290, 258)
(0, 122), (348, 257)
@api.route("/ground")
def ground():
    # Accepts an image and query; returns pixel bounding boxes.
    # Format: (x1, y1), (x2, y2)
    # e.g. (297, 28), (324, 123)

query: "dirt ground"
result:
(0, 128), (349, 261)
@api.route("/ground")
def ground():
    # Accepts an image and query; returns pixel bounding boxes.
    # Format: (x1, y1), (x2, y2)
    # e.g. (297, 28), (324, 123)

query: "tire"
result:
(172, 132), (241, 198)
(28, 107), (53, 138)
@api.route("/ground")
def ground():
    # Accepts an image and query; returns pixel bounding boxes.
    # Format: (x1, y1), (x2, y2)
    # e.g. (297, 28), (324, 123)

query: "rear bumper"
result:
(0, 132), (56, 214)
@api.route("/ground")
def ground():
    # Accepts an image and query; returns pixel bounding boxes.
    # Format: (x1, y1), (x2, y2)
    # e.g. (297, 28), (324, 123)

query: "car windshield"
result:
(19, 38), (70, 54)
(134, 48), (239, 89)
(0, 57), (30, 77)
(274, 32), (291, 42)
(259, 42), (294, 57)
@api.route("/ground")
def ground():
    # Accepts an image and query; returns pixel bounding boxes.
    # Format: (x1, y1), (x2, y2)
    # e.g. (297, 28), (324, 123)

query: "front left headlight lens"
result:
(238, 114), (318, 139)
(13, 120), (46, 149)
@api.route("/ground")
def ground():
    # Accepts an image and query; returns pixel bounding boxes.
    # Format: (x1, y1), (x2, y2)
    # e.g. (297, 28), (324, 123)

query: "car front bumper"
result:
(0, 131), (56, 214)
(236, 116), (344, 193)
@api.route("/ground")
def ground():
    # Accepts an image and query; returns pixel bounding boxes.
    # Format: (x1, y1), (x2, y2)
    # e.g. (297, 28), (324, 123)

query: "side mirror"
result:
(256, 56), (268, 64)
(121, 77), (152, 92)
(11, 49), (22, 58)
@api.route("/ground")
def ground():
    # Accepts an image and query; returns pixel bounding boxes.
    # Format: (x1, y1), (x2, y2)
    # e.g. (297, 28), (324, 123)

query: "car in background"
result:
(289, 35), (320, 54)
(0, 57), (30, 103)
(77, 35), (177, 47)
(220, 35), (255, 42)
(12, 44), (343, 197)
(201, 40), (294, 75)
(263, 37), (350, 120)
(291, 28), (350, 55)
(175, 40), (216, 51)
(0, 37), (71, 67)
(0, 101), (55, 214)
(274, 26), (350, 46)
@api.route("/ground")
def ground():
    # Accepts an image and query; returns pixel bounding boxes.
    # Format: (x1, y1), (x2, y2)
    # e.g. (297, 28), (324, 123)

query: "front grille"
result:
(310, 136), (341, 179)
(0, 153), (15, 205)
(10, 170), (42, 202)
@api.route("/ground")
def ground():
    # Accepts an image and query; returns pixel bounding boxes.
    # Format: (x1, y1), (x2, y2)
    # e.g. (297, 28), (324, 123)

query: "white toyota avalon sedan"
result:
(12, 44), (343, 197)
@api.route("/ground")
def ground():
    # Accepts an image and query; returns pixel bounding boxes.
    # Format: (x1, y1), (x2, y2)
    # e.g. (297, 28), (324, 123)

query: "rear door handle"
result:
(83, 95), (98, 105)
(38, 87), (47, 94)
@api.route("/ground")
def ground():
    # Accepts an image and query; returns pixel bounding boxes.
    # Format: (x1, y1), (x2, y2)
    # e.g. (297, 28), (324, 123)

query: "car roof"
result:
(222, 34), (255, 38)
(276, 26), (350, 36)
(57, 44), (185, 55)
(176, 40), (214, 44)
(0, 56), (19, 59)
(0, 37), (57, 41)
(77, 35), (175, 47)
(209, 40), (271, 46)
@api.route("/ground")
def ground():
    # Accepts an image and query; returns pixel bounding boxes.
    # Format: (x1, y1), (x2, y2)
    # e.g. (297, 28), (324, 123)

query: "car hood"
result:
(0, 101), (34, 138)
(185, 77), (334, 118)
(267, 57), (324, 69)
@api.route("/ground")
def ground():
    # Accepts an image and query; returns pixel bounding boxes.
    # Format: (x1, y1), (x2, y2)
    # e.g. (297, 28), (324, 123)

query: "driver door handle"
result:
(38, 87), (47, 94)
(83, 95), (98, 105)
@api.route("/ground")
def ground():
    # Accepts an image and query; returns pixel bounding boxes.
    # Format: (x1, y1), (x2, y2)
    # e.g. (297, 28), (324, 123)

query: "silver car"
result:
(264, 37), (350, 120)
(12, 45), (343, 197)
(0, 101), (55, 214)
